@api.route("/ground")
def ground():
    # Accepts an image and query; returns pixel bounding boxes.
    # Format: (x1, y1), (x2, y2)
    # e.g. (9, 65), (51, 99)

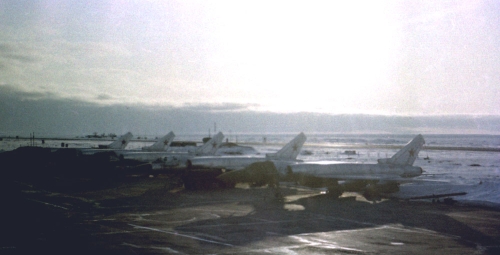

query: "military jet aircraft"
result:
(218, 134), (425, 199)
(187, 132), (307, 170)
(141, 131), (175, 151)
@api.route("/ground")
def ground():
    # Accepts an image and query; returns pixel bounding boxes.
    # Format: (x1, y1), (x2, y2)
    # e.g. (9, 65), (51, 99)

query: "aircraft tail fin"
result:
(266, 132), (307, 160)
(142, 131), (175, 151)
(107, 132), (133, 150)
(195, 132), (224, 155)
(378, 134), (425, 166)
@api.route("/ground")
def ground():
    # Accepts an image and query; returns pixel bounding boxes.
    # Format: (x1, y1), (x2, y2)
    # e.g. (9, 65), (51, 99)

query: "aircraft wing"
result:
(296, 173), (417, 182)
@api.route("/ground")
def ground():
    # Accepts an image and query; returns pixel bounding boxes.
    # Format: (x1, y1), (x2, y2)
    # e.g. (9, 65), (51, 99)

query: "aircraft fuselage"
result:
(288, 161), (423, 179)
(189, 156), (267, 170)
(188, 156), (300, 171)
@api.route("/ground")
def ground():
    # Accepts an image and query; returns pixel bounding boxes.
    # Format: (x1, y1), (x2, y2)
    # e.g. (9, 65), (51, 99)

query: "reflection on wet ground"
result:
(2, 176), (499, 254)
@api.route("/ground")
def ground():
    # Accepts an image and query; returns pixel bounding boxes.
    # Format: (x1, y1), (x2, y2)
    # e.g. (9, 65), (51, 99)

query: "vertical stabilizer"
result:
(142, 131), (175, 151)
(195, 132), (224, 155)
(378, 134), (425, 166)
(107, 132), (133, 150)
(266, 132), (307, 160)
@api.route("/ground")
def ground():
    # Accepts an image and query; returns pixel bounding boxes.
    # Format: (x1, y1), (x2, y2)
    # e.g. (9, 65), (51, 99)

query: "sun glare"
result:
(202, 2), (399, 114)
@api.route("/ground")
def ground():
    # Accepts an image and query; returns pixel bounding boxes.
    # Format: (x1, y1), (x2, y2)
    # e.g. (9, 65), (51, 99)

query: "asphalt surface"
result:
(1, 176), (499, 254)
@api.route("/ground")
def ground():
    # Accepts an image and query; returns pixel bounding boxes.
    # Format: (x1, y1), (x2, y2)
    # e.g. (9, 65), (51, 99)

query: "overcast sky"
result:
(1, 1), (500, 136)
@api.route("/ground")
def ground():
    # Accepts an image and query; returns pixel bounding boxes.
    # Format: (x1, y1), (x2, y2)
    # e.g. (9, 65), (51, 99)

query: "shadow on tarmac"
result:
(170, 189), (499, 254)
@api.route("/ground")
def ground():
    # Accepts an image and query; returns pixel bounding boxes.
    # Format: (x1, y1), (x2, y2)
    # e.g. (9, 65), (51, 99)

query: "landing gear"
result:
(270, 179), (284, 201)
(274, 189), (284, 201)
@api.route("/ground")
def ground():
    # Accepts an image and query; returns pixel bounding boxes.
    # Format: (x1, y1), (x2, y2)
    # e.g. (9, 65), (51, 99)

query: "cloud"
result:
(0, 40), (139, 105)
(0, 43), (36, 63)
(0, 43), (39, 74)
(180, 103), (258, 112)
(1, 85), (499, 137)
(96, 94), (113, 101)
(0, 84), (56, 101)
(1, 1), (499, 116)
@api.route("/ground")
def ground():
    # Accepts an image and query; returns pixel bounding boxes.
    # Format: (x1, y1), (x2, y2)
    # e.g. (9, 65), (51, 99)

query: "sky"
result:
(1, 0), (500, 136)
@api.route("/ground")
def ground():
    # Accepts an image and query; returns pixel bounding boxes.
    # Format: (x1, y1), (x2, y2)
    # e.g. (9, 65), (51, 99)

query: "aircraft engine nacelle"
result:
(401, 166), (423, 178)
(217, 161), (280, 187)
(363, 182), (400, 201)
(340, 180), (374, 192)
(377, 158), (392, 164)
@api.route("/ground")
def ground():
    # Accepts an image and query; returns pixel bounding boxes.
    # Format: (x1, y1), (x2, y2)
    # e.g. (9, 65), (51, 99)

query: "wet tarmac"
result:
(1, 176), (499, 254)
